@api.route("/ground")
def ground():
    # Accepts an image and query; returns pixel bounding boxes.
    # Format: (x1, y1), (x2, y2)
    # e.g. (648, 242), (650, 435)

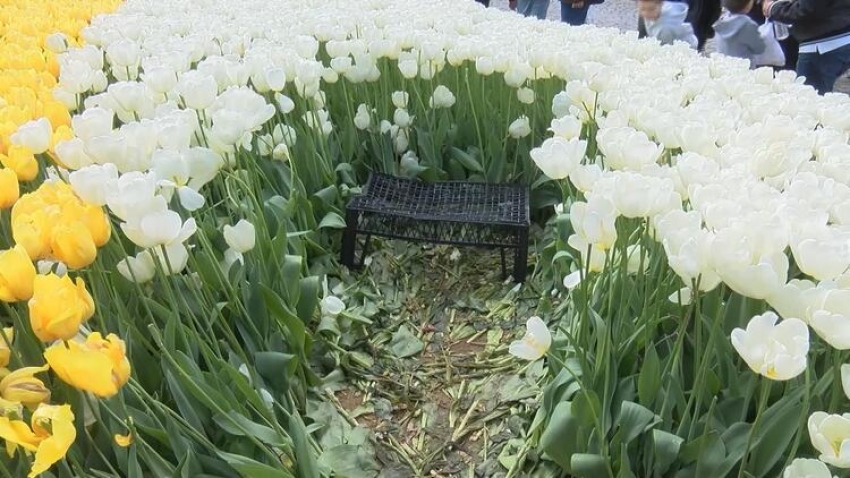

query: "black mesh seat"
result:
(341, 173), (530, 282)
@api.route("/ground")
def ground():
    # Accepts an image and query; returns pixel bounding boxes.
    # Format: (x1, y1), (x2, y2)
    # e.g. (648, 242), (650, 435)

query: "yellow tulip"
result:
(11, 211), (51, 260)
(0, 416), (41, 456)
(0, 396), (23, 419)
(0, 168), (18, 208)
(44, 333), (130, 398)
(28, 274), (94, 342)
(1, 144), (38, 181)
(28, 403), (76, 478)
(0, 245), (36, 302)
(0, 365), (50, 408)
(50, 222), (97, 270)
(49, 124), (73, 150)
(81, 204), (111, 247)
(0, 328), (13, 369)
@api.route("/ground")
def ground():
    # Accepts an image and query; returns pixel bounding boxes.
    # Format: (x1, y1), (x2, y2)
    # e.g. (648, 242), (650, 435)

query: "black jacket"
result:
(769, 0), (850, 43)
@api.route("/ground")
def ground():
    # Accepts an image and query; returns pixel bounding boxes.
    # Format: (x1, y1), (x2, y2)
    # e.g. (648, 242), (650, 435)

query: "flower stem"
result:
(738, 379), (770, 477)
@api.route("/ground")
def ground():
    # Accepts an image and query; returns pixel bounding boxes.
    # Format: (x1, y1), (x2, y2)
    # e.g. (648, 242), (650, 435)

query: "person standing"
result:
(713, 0), (767, 67)
(638, 0), (720, 49)
(517, 0), (551, 19)
(747, 2), (799, 69)
(637, 0), (700, 47)
(561, 0), (604, 25)
(764, 0), (850, 93)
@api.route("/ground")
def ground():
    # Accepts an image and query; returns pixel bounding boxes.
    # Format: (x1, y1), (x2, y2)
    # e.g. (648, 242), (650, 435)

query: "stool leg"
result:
(341, 210), (358, 268)
(500, 248), (507, 280)
(360, 234), (373, 267)
(513, 229), (529, 283)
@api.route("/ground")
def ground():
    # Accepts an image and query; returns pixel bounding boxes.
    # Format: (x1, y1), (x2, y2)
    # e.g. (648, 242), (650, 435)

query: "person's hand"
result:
(762, 0), (773, 16)
(572, 1), (585, 7)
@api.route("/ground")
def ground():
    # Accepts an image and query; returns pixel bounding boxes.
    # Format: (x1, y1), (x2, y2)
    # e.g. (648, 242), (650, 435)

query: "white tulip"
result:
(54, 138), (93, 170)
(809, 288), (850, 350)
(71, 107), (114, 142)
(731, 311), (808, 381)
(68, 163), (119, 206)
(59, 59), (95, 94)
(178, 72), (219, 110)
(791, 228), (850, 281)
(551, 91), (572, 119)
(842, 364), (850, 401)
(116, 250), (157, 283)
(223, 220), (256, 253)
(508, 116), (531, 139)
(10, 118), (52, 154)
(626, 245), (647, 274)
(151, 242), (190, 275)
(597, 127), (663, 171)
(569, 163), (602, 193)
(570, 197), (619, 250)
(517, 87), (535, 105)
(52, 86), (79, 111)
(222, 248), (244, 274)
(272, 143), (290, 161)
(782, 458), (835, 478)
(508, 316), (551, 361)
(530, 136), (587, 180)
(353, 104), (371, 130)
(391, 91), (409, 109)
(142, 65), (178, 95)
(475, 57), (494, 76)
(393, 108), (413, 128)
(549, 116), (582, 140)
(106, 39), (141, 68)
(398, 60), (417, 79)
(275, 93), (296, 114)
(767, 279), (819, 323)
(429, 85), (456, 109)
(610, 172), (681, 219)
(45, 33), (69, 54)
(330, 57), (353, 74)
(321, 296), (346, 317)
(274, 124), (297, 147)
(809, 412), (850, 468)
(121, 205), (197, 249)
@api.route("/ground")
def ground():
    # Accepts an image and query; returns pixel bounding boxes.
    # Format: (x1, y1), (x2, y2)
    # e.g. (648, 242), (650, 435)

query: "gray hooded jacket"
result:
(644, 2), (699, 48)
(713, 13), (767, 68)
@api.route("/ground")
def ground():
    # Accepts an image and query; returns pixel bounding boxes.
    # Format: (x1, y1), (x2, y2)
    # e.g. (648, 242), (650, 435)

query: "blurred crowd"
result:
(474, 0), (850, 94)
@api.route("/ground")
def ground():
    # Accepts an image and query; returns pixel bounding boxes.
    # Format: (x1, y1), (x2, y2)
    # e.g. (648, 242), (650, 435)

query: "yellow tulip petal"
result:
(28, 404), (75, 478)
(0, 417), (41, 454)
(114, 433), (133, 447)
(44, 341), (118, 397)
(0, 168), (18, 209)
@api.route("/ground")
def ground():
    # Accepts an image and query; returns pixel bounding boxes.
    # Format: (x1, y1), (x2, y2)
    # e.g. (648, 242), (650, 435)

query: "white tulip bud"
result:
(223, 219), (257, 253)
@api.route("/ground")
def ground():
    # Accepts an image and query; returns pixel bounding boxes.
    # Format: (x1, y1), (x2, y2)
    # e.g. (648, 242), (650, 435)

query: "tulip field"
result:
(5, 0), (850, 476)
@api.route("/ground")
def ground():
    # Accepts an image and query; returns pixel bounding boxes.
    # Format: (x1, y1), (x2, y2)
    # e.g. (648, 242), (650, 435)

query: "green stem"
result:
(738, 379), (771, 478)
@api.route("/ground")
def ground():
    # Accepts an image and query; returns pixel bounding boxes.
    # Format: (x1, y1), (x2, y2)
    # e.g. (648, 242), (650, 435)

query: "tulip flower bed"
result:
(4, 0), (850, 476)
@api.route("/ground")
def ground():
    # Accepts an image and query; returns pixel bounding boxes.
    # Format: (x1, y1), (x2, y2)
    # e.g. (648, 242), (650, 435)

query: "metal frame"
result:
(341, 173), (530, 282)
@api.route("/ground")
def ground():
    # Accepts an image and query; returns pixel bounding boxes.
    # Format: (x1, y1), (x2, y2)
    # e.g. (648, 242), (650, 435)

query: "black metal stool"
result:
(341, 173), (530, 282)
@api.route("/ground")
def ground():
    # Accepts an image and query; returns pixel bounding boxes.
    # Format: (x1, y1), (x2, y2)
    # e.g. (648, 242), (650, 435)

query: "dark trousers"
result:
(797, 44), (850, 94)
(561, 1), (590, 25)
(475, 0), (490, 5)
